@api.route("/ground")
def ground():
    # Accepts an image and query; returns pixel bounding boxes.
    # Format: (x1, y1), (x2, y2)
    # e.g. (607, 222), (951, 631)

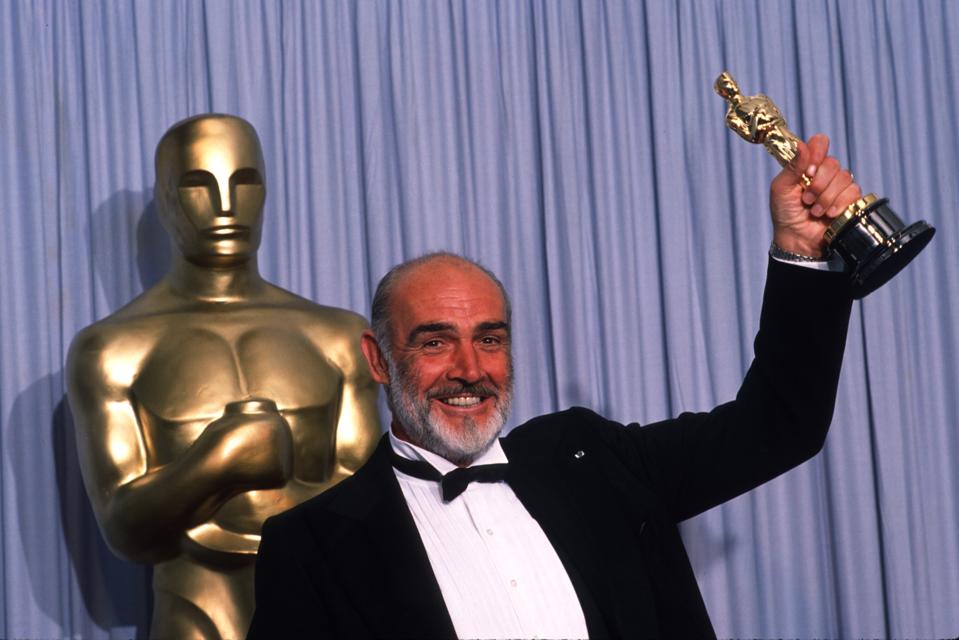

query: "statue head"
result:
(714, 71), (742, 104)
(154, 114), (267, 266)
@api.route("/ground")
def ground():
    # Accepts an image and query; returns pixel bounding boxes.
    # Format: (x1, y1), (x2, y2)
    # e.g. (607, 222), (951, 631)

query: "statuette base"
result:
(827, 194), (936, 299)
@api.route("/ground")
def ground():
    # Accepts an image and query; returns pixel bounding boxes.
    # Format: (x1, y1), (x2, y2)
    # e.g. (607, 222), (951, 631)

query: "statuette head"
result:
(714, 71), (742, 103)
(155, 114), (267, 265)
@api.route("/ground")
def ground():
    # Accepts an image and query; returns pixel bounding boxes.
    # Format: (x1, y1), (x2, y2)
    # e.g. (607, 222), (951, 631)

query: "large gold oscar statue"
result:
(66, 114), (381, 638)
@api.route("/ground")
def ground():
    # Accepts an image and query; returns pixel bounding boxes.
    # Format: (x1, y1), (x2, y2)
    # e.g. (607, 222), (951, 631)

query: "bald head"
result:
(370, 253), (511, 357)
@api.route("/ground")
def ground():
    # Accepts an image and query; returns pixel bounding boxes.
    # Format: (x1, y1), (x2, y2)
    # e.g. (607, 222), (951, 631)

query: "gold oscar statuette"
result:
(715, 71), (935, 298)
(66, 114), (381, 638)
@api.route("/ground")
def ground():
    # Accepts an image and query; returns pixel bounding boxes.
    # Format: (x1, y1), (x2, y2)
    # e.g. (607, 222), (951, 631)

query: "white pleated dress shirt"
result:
(390, 431), (589, 640)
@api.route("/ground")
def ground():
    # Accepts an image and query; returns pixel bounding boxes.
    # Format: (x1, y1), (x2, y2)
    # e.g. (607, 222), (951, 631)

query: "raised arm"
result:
(603, 134), (859, 520)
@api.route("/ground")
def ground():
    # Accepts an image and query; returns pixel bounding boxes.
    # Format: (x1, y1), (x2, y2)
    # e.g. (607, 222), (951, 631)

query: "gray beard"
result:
(385, 355), (513, 466)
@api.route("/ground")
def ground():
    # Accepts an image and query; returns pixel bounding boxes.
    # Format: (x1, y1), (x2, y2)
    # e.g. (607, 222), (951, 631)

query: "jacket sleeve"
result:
(599, 258), (854, 522)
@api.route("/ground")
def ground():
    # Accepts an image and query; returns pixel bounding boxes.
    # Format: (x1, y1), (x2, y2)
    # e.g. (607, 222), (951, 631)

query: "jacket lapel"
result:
(502, 434), (613, 639)
(323, 431), (625, 638)
(321, 436), (457, 639)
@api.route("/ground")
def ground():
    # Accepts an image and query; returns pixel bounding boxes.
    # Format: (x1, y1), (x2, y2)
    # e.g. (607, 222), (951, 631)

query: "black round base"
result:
(829, 197), (936, 299)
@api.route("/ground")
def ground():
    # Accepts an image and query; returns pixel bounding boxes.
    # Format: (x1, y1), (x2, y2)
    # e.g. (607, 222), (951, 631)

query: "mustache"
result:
(426, 384), (501, 400)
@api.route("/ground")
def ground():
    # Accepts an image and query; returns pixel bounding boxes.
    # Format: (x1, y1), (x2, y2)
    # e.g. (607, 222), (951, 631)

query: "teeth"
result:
(442, 396), (482, 407)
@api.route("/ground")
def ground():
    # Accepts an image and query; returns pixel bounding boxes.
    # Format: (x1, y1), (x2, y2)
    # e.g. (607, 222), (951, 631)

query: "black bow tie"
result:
(390, 450), (509, 502)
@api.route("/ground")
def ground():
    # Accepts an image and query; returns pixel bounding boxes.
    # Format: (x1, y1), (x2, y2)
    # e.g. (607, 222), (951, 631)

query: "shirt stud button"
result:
(486, 528), (493, 536)
(573, 450), (585, 459)
(510, 579), (517, 587)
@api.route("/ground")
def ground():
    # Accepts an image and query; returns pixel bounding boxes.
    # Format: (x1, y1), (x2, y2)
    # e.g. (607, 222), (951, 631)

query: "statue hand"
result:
(769, 133), (861, 257)
(201, 402), (294, 489)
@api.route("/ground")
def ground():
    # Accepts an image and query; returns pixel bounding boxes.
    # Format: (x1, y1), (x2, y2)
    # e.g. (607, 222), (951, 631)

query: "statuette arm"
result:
(327, 317), (381, 484)
(66, 329), (292, 564)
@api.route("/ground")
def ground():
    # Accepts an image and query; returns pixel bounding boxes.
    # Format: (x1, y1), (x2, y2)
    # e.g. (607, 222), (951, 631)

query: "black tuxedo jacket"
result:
(247, 260), (853, 639)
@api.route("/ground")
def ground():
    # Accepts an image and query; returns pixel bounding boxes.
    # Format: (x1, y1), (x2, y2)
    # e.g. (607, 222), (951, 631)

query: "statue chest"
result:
(135, 324), (340, 415)
(132, 322), (344, 467)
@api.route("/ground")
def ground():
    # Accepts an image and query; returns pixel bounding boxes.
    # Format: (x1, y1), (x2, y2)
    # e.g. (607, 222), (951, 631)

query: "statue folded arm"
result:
(317, 312), (382, 486)
(67, 325), (292, 564)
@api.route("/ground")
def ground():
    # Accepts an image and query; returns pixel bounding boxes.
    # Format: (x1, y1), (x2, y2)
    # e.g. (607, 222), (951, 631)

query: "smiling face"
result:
(154, 115), (267, 266)
(362, 257), (514, 465)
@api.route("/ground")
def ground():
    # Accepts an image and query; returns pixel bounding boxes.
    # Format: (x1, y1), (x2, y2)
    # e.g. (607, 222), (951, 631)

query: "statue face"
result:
(155, 115), (267, 265)
(714, 72), (741, 103)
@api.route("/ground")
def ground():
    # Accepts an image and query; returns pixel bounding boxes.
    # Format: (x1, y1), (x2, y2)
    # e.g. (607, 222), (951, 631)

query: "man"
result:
(66, 114), (381, 638)
(248, 134), (858, 638)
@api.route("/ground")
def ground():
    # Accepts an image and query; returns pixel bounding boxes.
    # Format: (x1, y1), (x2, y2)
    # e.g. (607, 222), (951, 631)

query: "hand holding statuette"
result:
(715, 71), (935, 298)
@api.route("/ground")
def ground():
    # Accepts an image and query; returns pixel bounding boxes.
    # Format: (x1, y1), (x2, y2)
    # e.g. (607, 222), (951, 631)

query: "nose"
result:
(447, 343), (483, 385)
(217, 179), (233, 215)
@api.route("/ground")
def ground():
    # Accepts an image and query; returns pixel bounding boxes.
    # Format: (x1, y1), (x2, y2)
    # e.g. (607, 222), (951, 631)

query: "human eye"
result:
(419, 337), (448, 352)
(478, 333), (508, 348)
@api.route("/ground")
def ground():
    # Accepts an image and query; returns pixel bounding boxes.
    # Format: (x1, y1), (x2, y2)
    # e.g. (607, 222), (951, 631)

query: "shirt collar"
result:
(389, 427), (508, 475)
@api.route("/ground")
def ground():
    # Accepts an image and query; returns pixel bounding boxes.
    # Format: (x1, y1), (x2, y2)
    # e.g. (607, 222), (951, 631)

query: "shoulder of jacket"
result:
(504, 406), (621, 446)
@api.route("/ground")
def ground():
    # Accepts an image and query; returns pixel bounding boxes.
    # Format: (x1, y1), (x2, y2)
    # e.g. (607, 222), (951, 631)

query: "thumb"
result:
(772, 139), (810, 193)
(791, 133), (829, 178)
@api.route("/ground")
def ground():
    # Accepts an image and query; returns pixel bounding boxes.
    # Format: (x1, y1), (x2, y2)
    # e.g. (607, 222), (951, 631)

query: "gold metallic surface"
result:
(825, 193), (879, 243)
(715, 71), (802, 167)
(66, 114), (381, 639)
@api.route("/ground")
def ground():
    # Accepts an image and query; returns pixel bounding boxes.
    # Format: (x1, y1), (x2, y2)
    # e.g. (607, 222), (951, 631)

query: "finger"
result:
(795, 133), (830, 176)
(806, 134), (830, 167)
(788, 134), (830, 192)
(804, 156), (840, 210)
(816, 165), (854, 215)
(791, 139), (810, 170)
(824, 182), (863, 218)
(786, 139), (811, 180)
(773, 140), (808, 194)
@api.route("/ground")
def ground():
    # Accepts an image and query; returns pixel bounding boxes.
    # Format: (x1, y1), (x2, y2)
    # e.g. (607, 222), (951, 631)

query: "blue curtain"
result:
(2, 1), (957, 637)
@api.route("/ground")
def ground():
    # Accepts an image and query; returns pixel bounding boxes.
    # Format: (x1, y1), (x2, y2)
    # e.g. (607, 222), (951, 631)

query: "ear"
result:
(360, 330), (391, 385)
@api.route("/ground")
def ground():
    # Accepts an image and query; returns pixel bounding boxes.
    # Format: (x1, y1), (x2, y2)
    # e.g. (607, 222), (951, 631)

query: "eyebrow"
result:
(476, 321), (510, 334)
(406, 321), (510, 345)
(407, 323), (456, 345)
